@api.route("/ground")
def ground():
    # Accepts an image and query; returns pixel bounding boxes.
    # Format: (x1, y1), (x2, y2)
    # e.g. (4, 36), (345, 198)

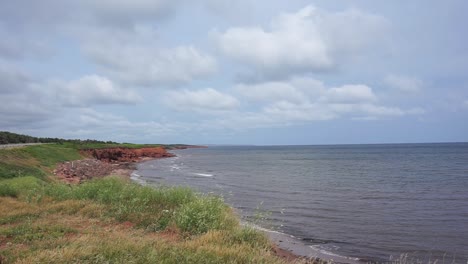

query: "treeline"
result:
(0, 131), (117, 145)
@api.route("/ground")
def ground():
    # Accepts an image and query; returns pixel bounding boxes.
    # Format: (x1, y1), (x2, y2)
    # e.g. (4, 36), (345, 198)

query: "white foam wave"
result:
(170, 165), (180, 170)
(244, 222), (360, 263)
(130, 172), (146, 185)
(309, 245), (360, 261)
(194, 173), (213, 177)
(245, 222), (293, 237)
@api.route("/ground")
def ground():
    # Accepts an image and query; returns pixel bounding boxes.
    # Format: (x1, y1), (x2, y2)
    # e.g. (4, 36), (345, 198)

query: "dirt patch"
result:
(54, 159), (114, 184)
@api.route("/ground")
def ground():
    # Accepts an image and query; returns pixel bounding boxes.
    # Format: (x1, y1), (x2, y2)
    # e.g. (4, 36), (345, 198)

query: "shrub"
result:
(175, 196), (235, 235)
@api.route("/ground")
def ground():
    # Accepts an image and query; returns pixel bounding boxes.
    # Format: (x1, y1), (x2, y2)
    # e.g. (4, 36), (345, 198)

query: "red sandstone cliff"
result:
(81, 147), (175, 163)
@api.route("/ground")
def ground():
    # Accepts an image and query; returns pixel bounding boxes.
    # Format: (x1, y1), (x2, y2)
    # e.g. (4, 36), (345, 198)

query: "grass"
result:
(0, 142), (192, 180)
(0, 177), (291, 264)
(0, 143), (305, 263)
(0, 145), (83, 180)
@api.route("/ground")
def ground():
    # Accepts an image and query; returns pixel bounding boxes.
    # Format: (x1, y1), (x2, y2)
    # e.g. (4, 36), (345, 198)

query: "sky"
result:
(0, 0), (467, 145)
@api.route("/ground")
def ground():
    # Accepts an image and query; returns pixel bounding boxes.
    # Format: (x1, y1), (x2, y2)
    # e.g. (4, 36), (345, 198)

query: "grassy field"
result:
(0, 144), (83, 180)
(0, 144), (298, 264)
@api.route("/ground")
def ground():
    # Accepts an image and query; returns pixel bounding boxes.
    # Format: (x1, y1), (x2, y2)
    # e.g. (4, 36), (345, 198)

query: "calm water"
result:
(135, 143), (468, 263)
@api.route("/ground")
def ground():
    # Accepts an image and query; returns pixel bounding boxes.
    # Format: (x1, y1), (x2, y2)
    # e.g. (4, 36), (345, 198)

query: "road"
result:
(0, 143), (45, 149)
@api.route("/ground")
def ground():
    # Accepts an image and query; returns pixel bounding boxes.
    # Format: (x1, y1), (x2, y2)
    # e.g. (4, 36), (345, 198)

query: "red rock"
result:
(80, 147), (175, 163)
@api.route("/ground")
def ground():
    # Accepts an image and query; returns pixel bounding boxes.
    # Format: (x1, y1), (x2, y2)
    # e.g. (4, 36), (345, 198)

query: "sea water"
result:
(136, 143), (468, 263)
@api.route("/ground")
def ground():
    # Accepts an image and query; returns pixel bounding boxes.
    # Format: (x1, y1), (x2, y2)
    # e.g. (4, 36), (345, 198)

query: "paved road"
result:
(0, 143), (45, 149)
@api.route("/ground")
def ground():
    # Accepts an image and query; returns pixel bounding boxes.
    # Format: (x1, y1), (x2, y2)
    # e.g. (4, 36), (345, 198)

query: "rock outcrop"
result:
(54, 159), (114, 184)
(55, 147), (176, 183)
(80, 147), (175, 163)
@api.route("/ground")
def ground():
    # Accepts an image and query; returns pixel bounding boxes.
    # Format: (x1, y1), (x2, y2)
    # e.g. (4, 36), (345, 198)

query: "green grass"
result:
(0, 176), (44, 198)
(0, 144), (82, 180)
(0, 177), (287, 264)
(41, 177), (237, 234)
(21, 145), (82, 167)
(0, 143), (290, 263)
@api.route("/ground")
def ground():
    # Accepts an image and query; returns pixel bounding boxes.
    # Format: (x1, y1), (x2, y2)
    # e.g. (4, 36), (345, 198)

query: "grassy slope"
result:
(0, 144), (292, 264)
(0, 144), (83, 180)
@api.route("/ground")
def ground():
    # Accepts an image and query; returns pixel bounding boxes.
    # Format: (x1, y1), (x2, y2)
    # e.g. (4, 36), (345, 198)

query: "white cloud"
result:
(53, 108), (187, 142)
(0, 62), (31, 93)
(217, 5), (388, 78)
(225, 77), (423, 128)
(263, 101), (337, 122)
(81, 27), (217, 87)
(322, 85), (377, 103)
(385, 74), (423, 92)
(51, 75), (141, 107)
(0, 93), (54, 129)
(235, 77), (325, 103)
(163, 88), (239, 113)
(235, 82), (306, 104)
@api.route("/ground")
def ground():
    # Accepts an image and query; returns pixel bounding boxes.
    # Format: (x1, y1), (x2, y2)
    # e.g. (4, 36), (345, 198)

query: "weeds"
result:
(0, 144), (288, 263)
(0, 176), (284, 264)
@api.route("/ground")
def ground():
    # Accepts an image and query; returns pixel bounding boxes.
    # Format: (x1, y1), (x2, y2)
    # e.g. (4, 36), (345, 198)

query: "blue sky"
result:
(0, 0), (467, 144)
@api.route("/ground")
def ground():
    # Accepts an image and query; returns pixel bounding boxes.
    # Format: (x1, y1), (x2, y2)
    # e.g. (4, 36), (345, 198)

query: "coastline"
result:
(53, 146), (360, 264)
(134, 155), (362, 264)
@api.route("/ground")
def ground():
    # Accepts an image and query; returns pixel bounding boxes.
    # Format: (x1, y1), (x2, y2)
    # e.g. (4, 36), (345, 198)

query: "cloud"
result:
(0, 70), (142, 131)
(163, 88), (239, 113)
(385, 74), (423, 92)
(322, 85), (377, 103)
(80, 27), (217, 87)
(81, 0), (180, 25)
(0, 62), (31, 93)
(235, 82), (307, 104)
(235, 77), (326, 104)
(217, 5), (388, 79)
(227, 77), (421, 128)
(0, 93), (54, 129)
(50, 75), (142, 107)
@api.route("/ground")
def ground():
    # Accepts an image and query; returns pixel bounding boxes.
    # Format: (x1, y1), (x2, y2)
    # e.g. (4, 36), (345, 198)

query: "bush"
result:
(0, 176), (44, 198)
(0, 183), (18, 197)
(175, 196), (235, 235)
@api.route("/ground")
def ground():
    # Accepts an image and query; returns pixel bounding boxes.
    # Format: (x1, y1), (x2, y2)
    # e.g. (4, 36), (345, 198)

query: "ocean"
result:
(134, 143), (468, 263)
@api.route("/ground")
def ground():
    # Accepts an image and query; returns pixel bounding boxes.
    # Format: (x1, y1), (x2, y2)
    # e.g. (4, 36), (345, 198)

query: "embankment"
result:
(54, 147), (176, 184)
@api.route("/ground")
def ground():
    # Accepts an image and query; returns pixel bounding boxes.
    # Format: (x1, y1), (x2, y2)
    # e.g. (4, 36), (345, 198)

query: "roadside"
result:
(0, 143), (46, 149)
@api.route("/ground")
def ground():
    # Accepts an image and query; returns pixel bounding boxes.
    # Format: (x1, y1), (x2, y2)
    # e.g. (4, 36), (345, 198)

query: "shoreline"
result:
(134, 156), (362, 264)
(54, 147), (361, 264)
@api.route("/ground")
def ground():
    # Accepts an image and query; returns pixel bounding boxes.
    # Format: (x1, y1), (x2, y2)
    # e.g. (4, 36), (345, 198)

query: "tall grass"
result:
(0, 144), (289, 263)
(0, 144), (82, 180)
(5, 177), (238, 235)
(0, 177), (285, 264)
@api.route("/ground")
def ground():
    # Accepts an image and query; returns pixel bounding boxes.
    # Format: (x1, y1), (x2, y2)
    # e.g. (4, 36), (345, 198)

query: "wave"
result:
(130, 172), (146, 185)
(170, 165), (181, 171)
(242, 222), (360, 263)
(193, 173), (214, 177)
(309, 245), (361, 262)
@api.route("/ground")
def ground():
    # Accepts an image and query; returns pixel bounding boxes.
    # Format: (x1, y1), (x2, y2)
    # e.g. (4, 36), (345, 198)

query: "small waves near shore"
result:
(136, 143), (468, 263)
